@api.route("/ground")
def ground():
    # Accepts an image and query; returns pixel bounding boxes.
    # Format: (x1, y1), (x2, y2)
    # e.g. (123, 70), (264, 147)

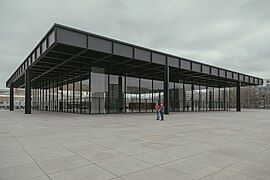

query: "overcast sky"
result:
(0, 0), (269, 88)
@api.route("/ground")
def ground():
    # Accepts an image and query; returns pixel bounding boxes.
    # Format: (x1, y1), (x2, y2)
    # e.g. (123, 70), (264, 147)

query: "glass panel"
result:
(82, 78), (90, 114)
(91, 68), (108, 114)
(126, 77), (139, 113)
(193, 85), (200, 111)
(46, 87), (49, 111)
(109, 75), (122, 114)
(63, 83), (68, 112)
(168, 82), (174, 112)
(208, 86), (214, 110)
(200, 86), (206, 111)
(73, 80), (80, 113)
(174, 83), (184, 112)
(220, 88), (224, 110)
(184, 84), (191, 111)
(140, 78), (153, 113)
(153, 80), (163, 105)
(49, 84), (53, 111)
(213, 87), (219, 110)
(225, 87), (230, 110)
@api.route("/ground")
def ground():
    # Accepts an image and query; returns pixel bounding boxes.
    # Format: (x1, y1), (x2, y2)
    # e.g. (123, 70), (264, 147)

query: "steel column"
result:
(42, 82), (44, 111)
(25, 69), (31, 114)
(52, 79), (54, 111)
(45, 82), (48, 111)
(88, 69), (91, 114)
(9, 84), (14, 111)
(218, 87), (221, 110)
(229, 87), (231, 110)
(198, 85), (201, 111)
(118, 76), (123, 113)
(39, 85), (41, 110)
(191, 84), (194, 111)
(223, 87), (226, 110)
(124, 75), (127, 113)
(236, 81), (241, 111)
(80, 73), (82, 114)
(206, 86), (208, 111)
(164, 66), (169, 114)
(56, 77), (58, 111)
(183, 83), (186, 111)
(48, 81), (51, 111)
(212, 87), (215, 110)
(61, 76), (63, 112)
(139, 78), (141, 113)
(107, 72), (110, 114)
(73, 73), (75, 113)
(151, 79), (154, 112)
(66, 74), (69, 113)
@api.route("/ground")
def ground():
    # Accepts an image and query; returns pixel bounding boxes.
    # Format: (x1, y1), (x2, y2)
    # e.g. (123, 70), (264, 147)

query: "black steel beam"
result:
(31, 49), (88, 83)
(236, 81), (241, 112)
(223, 87), (226, 110)
(191, 84), (194, 111)
(9, 84), (14, 111)
(164, 66), (169, 114)
(25, 69), (31, 114)
(79, 73), (82, 114)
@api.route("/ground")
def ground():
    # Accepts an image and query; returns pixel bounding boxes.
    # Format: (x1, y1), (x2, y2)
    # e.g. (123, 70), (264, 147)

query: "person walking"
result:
(154, 103), (160, 120)
(160, 103), (164, 121)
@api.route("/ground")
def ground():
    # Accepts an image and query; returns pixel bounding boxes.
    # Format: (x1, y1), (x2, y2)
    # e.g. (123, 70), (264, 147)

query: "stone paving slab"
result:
(0, 109), (270, 179)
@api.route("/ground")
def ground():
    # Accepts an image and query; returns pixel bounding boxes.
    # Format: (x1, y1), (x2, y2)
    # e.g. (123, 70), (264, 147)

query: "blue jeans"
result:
(160, 111), (164, 120)
(156, 111), (160, 120)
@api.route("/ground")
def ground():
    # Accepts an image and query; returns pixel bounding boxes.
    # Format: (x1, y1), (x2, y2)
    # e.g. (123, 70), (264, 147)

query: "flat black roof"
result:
(6, 23), (263, 88)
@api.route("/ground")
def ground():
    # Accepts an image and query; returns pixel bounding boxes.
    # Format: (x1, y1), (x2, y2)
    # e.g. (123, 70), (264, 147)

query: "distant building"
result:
(0, 88), (25, 109)
(263, 79), (270, 87)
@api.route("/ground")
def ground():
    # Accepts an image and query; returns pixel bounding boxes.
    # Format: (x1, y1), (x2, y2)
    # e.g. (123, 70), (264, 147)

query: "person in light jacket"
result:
(154, 103), (160, 120)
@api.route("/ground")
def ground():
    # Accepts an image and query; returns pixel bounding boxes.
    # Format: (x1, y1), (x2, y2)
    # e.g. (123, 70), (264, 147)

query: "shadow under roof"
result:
(6, 23), (263, 88)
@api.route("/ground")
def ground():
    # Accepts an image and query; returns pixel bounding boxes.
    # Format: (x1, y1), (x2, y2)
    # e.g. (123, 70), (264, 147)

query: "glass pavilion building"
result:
(6, 24), (263, 114)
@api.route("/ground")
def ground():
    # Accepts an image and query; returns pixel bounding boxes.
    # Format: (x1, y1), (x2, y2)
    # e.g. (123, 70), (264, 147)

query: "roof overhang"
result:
(6, 24), (264, 89)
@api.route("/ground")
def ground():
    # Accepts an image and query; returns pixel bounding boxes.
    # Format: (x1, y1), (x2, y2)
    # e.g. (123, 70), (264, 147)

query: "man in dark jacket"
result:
(160, 103), (164, 121)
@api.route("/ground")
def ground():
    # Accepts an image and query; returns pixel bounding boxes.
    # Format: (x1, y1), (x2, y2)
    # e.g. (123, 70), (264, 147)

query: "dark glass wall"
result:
(31, 67), (232, 114)
(140, 78), (153, 113)
(126, 77), (139, 113)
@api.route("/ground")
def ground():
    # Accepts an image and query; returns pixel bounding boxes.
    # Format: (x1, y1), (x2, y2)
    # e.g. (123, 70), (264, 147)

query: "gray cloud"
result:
(0, 0), (269, 88)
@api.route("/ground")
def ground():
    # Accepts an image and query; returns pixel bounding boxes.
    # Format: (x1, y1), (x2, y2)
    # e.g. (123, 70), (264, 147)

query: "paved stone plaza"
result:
(0, 110), (270, 180)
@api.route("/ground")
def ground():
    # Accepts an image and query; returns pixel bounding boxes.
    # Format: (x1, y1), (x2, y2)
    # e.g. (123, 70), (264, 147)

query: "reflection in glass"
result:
(125, 77), (139, 113)
(153, 80), (163, 104)
(91, 69), (108, 114)
(140, 78), (153, 112)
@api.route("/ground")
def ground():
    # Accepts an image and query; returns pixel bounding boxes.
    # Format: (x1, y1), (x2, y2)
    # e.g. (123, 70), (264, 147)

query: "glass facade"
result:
(31, 67), (233, 114)
(126, 77), (139, 113)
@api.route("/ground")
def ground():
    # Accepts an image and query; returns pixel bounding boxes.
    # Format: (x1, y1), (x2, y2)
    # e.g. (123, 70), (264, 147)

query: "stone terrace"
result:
(0, 110), (270, 179)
